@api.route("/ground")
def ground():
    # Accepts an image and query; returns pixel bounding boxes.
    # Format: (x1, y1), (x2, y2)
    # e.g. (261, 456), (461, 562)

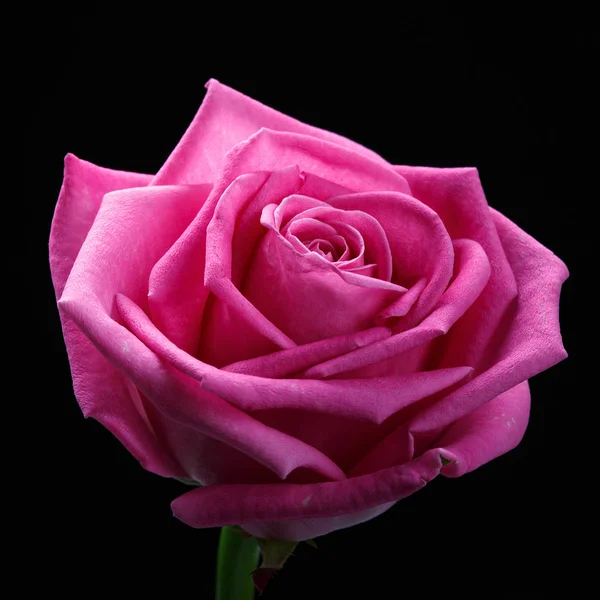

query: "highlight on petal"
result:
(49, 155), (181, 478)
(50, 153), (152, 298)
(152, 79), (391, 186)
(171, 449), (446, 541)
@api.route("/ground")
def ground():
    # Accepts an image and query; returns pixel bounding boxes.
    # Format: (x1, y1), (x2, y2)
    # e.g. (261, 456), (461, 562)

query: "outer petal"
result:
(116, 293), (473, 425)
(216, 128), (410, 197)
(59, 185), (345, 483)
(408, 209), (568, 434)
(354, 211), (567, 477)
(393, 166), (518, 369)
(50, 154), (152, 298)
(171, 449), (447, 541)
(439, 381), (531, 477)
(152, 79), (390, 186)
(48, 155), (182, 477)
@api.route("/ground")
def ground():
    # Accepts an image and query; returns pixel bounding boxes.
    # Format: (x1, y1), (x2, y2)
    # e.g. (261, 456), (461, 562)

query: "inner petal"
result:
(308, 239), (337, 261)
(286, 219), (349, 263)
(327, 221), (366, 270)
(242, 229), (403, 344)
(281, 204), (393, 281)
(287, 218), (338, 247)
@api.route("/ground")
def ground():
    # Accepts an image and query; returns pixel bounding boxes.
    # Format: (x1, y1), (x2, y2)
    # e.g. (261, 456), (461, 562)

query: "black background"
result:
(20, 6), (591, 599)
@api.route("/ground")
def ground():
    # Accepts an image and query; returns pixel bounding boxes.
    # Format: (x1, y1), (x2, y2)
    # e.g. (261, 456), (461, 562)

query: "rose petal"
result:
(49, 155), (182, 478)
(407, 209), (568, 434)
(355, 212), (567, 476)
(329, 191), (455, 324)
(59, 184), (345, 483)
(201, 173), (296, 362)
(438, 381), (531, 477)
(149, 167), (305, 364)
(394, 166), (519, 368)
(215, 128), (410, 196)
(147, 129), (408, 358)
(267, 194), (329, 230)
(116, 293), (472, 424)
(223, 327), (391, 378)
(209, 365), (475, 425)
(375, 277), (428, 321)
(242, 228), (403, 344)
(279, 203), (394, 281)
(61, 296), (345, 483)
(199, 169), (313, 366)
(152, 79), (390, 186)
(301, 239), (490, 378)
(50, 154), (152, 298)
(171, 448), (446, 541)
(297, 172), (352, 200)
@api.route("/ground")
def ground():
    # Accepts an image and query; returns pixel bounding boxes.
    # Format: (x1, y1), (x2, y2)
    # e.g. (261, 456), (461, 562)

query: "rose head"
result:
(50, 80), (567, 541)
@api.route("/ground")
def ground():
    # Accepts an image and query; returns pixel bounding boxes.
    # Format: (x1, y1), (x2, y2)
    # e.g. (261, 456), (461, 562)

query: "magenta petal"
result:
(408, 210), (568, 434)
(302, 239), (490, 378)
(208, 367), (475, 425)
(439, 381), (531, 477)
(376, 277), (428, 321)
(59, 183), (346, 483)
(117, 294), (472, 423)
(268, 194), (330, 230)
(208, 128), (410, 205)
(50, 154), (152, 298)
(61, 294), (345, 483)
(148, 129), (408, 356)
(152, 79), (390, 186)
(394, 166), (519, 367)
(223, 327), (392, 378)
(171, 449), (446, 540)
(150, 167), (304, 363)
(280, 204), (394, 281)
(242, 229), (404, 344)
(200, 171), (300, 365)
(329, 191), (454, 323)
(49, 155), (182, 478)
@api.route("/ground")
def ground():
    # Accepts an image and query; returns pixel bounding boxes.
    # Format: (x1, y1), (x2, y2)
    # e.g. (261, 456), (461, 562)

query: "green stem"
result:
(216, 527), (259, 600)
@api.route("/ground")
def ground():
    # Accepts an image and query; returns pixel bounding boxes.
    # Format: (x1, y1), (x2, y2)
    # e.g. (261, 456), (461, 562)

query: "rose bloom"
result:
(50, 80), (567, 541)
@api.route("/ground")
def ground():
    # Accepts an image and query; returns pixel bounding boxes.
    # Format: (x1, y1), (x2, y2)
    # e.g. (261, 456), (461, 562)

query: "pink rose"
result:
(50, 79), (567, 541)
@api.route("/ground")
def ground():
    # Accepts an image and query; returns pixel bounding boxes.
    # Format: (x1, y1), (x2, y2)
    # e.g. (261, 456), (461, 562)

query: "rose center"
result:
(304, 236), (347, 262)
